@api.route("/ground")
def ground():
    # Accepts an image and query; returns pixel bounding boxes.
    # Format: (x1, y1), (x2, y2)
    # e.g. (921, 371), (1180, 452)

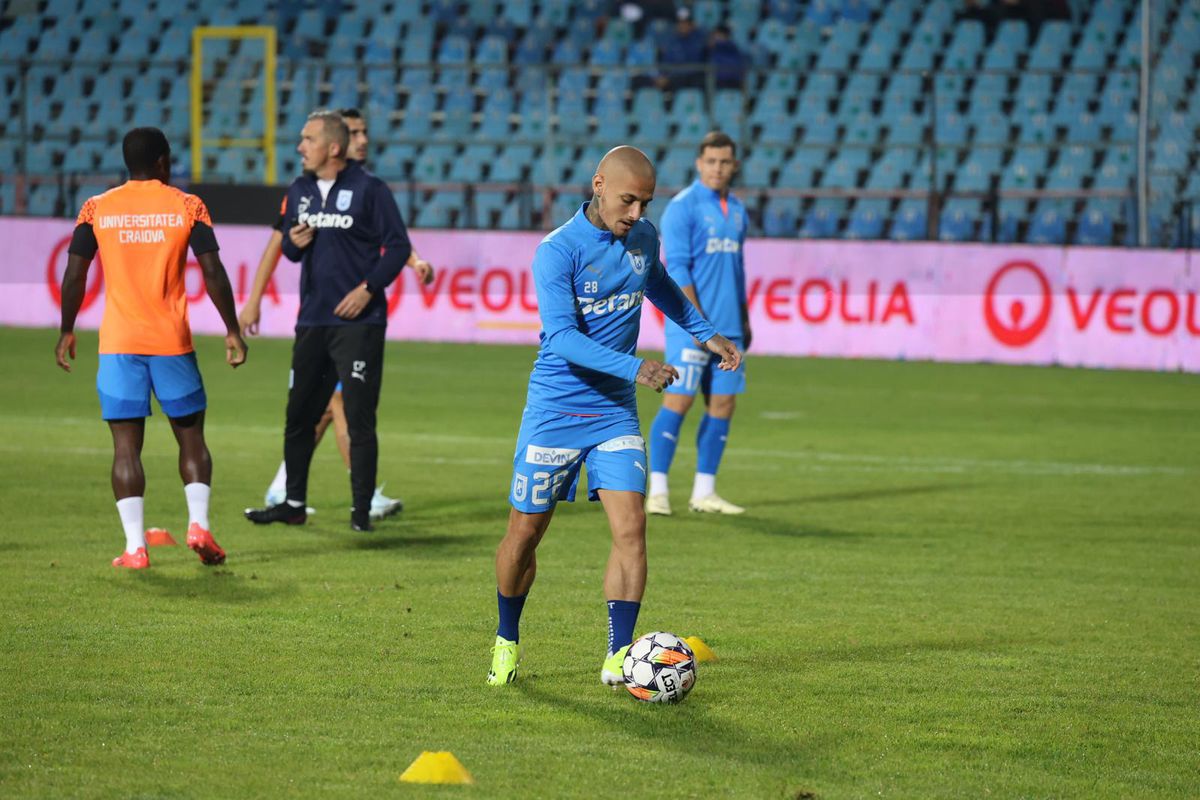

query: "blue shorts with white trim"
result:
(508, 406), (647, 512)
(663, 332), (746, 396)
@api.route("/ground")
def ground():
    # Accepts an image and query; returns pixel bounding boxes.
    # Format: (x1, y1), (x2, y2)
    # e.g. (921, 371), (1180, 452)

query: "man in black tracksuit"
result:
(245, 110), (421, 531)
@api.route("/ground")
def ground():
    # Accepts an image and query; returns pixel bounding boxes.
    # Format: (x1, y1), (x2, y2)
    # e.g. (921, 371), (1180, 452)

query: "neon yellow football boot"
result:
(601, 645), (630, 687)
(487, 636), (520, 686)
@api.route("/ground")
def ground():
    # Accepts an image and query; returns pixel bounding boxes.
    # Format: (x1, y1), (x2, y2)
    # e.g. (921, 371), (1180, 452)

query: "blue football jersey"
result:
(659, 180), (748, 339)
(525, 203), (718, 415)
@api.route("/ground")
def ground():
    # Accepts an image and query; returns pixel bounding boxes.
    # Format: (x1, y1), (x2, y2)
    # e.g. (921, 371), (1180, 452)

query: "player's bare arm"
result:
(703, 334), (741, 371)
(637, 360), (680, 392)
(239, 230), (284, 335)
(55, 253), (91, 372)
(407, 250), (436, 285)
(680, 283), (709, 348)
(197, 251), (248, 368)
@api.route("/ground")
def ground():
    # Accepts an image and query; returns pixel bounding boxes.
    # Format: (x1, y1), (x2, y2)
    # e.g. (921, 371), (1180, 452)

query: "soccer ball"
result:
(622, 631), (697, 703)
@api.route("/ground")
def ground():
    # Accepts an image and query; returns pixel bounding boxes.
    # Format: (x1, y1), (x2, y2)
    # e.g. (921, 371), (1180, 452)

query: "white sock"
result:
(184, 482), (210, 529)
(116, 497), (145, 554)
(268, 460), (287, 495)
(649, 472), (669, 496)
(692, 473), (716, 500)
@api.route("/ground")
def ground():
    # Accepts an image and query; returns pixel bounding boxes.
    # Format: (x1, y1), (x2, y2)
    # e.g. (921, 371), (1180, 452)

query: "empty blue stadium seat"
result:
(1075, 208), (1115, 246)
(531, 143), (571, 185)
(763, 196), (801, 237)
(919, 144), (964, 190)
(476, 35), (509, 64)
(891, 201), (927, 240)
(955, 159), (993, 193)
(932, 111), (967, 146)
(899, 35), (935, 70)
(514, 35), (545, 65)
(1014, 73), (1052, 113)
(821, 151), (867, 188)
(1001, 147), (1048, 190)
(815, 37), (853, 71)
(846, 199), (888, 239)
(1028, 203), (1068, 244)
(806, 0), (838, 27)
(1151, 141), (1189, 172)
(800, 200), (844, 238)
(1070, 39), (1109, 71)
(841, 0), (874, 23)
(843, 112), (880, 146)
(841, 73), (880, 115)
(1017, 113), (1054, 145)
(28, 183), (62, 217)
(589, 39), (623, 66)
(491, 145), (531, 182)
(883, 73), (922, 113)
(944, 20), (986, 69)
(448, 144), (494, 183)
(779, 21), (822, 69)
(800, 112), (839, 146)
(557, 67), (590, 95)
(939, 201), (978, 241)
(969, 73), (1008, 112)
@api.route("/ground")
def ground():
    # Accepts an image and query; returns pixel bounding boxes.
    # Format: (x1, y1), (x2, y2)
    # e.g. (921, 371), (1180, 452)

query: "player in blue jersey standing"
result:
(486, 146), (741, 687)
(646, 131), (750, 516)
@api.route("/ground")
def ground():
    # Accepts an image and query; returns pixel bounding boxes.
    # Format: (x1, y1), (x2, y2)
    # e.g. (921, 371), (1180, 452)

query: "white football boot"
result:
(645, 493), (672, 516)
(688, 494), (746, 515)
(369, 484), (404, 520)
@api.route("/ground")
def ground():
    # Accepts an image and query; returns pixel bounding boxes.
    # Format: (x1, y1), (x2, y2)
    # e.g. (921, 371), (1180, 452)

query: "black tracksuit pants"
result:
(284, 324), (386, 514)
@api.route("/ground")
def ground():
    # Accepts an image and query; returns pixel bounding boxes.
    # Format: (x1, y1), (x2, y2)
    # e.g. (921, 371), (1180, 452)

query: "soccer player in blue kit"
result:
(487, 146), (741, 687)
(647, 131), (750, 516)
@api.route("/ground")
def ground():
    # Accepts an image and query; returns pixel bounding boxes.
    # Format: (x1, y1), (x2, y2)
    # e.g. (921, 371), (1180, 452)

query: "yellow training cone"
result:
(684, 636), (718, 662)
(399, 751), (475, 785)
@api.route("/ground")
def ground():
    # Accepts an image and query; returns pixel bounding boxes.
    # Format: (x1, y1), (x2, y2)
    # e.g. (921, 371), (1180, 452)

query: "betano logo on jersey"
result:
(577, 289), (645, 316)
(705, 237), (740, 254)
(298, 210), (355, 229)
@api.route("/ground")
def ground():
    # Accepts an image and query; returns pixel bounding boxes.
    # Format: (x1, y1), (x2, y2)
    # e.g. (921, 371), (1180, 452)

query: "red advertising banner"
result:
(4, 216), (1197, 372)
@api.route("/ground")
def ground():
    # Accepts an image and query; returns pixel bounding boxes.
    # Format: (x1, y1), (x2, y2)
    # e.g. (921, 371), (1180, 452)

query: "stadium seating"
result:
(0, 0), (1195, 246)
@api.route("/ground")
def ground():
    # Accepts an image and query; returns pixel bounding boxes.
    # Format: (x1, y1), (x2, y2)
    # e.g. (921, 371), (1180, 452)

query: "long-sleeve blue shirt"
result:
(278, 160), (412, 327)
(659, 179), (748, 340)
(526, 204), (718, 415)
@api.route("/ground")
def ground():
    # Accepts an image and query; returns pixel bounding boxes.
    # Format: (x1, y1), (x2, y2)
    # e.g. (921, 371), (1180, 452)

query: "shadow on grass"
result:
(110, 567), (298, 604)
(345, 531), (494, 553)
(510, 676), (843, 775)
(228, 526), (494, 564)
(677, 513), (878, 541)
(751, 482), (983, 509)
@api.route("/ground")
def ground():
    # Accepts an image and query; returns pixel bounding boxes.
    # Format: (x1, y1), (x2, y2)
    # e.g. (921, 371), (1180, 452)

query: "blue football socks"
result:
(696, 414), (731, 476)
(607, 599), (641, 654)
(496, 589), (528, 642)
(649, 407), (685, 474)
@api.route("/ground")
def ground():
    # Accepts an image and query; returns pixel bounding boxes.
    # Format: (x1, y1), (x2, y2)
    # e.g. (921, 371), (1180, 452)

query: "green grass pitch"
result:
(0, 326), (1196, 798)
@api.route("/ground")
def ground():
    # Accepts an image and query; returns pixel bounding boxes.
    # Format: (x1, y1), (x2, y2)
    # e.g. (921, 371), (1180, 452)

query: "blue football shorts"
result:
(663, 331), (746, 396)
(96, 352), (207, 420)
(508, 406), (648, 513)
